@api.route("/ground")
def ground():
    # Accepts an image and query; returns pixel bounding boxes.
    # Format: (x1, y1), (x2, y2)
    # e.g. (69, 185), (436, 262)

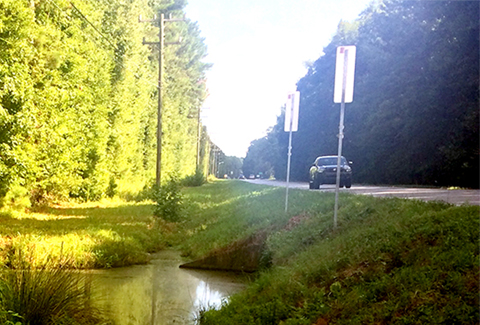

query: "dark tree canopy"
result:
(245, 0), (479, 188)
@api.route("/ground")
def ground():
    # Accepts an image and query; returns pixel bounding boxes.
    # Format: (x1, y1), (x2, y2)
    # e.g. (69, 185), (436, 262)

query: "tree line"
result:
(0, 0), (211, 206)
(243, 0), (479, 189)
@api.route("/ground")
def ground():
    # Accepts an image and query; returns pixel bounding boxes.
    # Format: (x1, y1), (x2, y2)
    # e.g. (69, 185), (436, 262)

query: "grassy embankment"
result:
(0, 180), (478, 324)
(177, 181), (478, 324)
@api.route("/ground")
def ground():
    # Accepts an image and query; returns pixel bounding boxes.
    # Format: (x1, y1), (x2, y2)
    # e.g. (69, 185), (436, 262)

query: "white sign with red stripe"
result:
(334, 46), (356, 103)
(284, 91), (300, 132)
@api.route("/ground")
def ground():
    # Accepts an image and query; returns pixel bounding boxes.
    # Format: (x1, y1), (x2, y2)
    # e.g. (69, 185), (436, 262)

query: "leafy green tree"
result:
(0, 0), (211, 206)
(217, 156), (243, 179)
(243, 131), (281, 179)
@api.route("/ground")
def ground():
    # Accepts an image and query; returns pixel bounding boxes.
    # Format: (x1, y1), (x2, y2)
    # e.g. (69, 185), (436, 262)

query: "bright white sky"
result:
(185, 0), (373, 157)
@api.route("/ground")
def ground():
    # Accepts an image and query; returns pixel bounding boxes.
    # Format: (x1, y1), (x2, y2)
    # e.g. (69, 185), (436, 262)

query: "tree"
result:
(0, 0), (211, 206)
(245, 0), (479, 188)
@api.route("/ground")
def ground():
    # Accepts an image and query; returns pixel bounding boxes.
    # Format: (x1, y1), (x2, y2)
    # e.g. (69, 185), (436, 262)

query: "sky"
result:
(185, 0), (373, 158)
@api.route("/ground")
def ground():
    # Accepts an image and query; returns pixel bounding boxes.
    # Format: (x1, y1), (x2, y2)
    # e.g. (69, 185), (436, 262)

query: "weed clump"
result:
(0, 265), (109, 324)
(153, 177), (184, 222)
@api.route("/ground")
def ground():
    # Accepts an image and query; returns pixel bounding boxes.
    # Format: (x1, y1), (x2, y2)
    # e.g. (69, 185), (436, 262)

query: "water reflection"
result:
(194, 281), (224, 310)
(88, 250), (247, 325)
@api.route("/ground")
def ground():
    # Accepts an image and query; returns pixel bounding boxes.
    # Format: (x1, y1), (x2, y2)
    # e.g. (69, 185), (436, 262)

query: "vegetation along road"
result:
(188, 181), (479, 324)
(246, 179), (480, 206)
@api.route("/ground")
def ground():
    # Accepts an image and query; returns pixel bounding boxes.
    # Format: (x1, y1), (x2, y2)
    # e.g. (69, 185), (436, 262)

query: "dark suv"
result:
(309, 155), (352, 189)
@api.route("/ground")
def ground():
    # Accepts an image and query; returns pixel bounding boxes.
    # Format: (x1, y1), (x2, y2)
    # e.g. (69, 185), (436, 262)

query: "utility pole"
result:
(210, 145), (220, 177)
(196, 106), (201, 168)
(140, 13), (183, 186)
(195, 104), (209, 171)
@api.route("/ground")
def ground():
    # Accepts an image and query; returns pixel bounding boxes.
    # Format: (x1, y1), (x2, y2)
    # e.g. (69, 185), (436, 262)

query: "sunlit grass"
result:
(1, 180), (477, 323)
(0, 199), (164, 269)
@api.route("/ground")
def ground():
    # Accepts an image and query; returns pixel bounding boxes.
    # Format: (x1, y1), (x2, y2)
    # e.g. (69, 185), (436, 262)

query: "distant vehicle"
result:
(248, 174), (256, 179)
(309, 155), (352, 189)
(238, 174), (246, 179)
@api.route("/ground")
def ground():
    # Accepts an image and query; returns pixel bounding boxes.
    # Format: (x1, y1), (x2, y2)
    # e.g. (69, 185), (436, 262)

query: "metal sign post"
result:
(284, 91), (300, 213)
(333, 46), (356, 228)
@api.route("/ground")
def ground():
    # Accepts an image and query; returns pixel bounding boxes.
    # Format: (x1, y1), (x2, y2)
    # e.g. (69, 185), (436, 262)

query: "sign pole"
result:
(334, 49), (349, 228)
(285, 126), (293, 213)
(284, 92), (299, 213)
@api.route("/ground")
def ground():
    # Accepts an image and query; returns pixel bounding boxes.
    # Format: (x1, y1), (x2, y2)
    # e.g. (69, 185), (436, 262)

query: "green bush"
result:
(182, 168), (206, 187)
(153, 177), (184, 222)
(105, 177), (118, 198)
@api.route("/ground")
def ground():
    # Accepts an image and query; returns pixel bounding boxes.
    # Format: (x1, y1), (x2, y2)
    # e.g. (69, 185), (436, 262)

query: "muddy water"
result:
(87, 250), (248, 325)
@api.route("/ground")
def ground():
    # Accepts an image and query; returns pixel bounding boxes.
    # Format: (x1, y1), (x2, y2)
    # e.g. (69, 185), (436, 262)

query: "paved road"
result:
(245, 179), (480, 206)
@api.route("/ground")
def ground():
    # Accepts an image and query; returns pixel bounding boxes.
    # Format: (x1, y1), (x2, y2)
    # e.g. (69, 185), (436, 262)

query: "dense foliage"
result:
(0, 0), (210, 207)
(244, 0), (479, 188)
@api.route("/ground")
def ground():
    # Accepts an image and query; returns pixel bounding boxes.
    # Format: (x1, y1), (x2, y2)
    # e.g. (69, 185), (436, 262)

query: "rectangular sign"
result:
(334, 46), (356, 103)
(284, 91), (300, 132)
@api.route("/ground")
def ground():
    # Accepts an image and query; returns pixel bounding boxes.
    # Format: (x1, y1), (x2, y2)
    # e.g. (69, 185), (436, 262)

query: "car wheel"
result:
(313, 177), (321, 189)
(309, 181), (314, 190)
(345, 180), (352, 188)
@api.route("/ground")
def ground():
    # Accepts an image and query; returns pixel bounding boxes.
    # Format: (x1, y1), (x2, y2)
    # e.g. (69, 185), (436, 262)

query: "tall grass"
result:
(0, 265), (109, 324)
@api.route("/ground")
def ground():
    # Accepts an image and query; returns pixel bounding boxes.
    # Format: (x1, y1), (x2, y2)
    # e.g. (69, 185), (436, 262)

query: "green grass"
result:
(0, 180), (478, 324)
(0, 199), (165, 269)
(176, 180), (321, 258)
(173, 180), (479, 324)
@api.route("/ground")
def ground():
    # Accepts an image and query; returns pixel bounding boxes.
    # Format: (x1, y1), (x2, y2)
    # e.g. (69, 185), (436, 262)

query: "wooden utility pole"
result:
(140, 13), (183, 186)
(196, 106), (201, 168)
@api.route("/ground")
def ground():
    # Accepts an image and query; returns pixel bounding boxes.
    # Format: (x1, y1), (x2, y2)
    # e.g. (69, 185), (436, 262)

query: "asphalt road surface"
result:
(245, 179), (480, 206)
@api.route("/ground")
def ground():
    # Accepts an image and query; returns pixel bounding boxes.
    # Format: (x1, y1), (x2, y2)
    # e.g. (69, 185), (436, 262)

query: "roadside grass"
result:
(177, 180), (313, 258)
(174, 181), (479, 324)
(0, 180), (477, 323)
(0, 199), (164, 269)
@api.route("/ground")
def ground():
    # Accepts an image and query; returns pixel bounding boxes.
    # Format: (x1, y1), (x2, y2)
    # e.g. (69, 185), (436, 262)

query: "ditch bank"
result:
(179, 214), (310, 272)
(180, 231), (269, 272)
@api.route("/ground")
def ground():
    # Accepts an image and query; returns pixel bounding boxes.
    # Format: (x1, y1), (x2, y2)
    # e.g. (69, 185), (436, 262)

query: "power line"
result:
(69, 2), (119, 51)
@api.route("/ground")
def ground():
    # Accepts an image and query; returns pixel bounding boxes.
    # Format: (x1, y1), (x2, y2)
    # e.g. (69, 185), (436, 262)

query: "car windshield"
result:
(317, 157), (346, 166)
